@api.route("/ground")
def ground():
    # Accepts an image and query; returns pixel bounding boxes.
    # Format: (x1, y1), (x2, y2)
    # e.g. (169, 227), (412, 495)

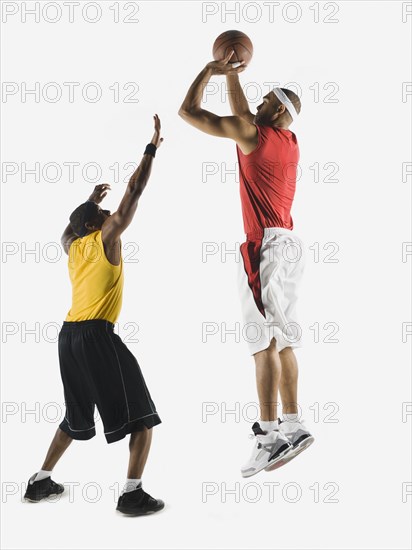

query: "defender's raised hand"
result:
(150, 114), (164, 148)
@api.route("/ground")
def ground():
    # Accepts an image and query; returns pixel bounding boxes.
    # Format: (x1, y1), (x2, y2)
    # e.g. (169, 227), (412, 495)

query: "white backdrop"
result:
(1, 1), (411, 549)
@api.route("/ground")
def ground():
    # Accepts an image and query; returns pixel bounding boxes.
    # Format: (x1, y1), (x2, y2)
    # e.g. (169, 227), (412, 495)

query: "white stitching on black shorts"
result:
(104, 413), (158, 435)
(64, 417), (95, 432)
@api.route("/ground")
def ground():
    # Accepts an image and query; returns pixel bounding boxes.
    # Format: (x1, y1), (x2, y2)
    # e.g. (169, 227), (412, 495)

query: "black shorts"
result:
(58, 319), (161, 444)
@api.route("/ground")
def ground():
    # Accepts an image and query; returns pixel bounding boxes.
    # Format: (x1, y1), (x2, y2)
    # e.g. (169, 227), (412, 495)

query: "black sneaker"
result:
(116, 485), (164, 516)
(24, 474), (64, 502)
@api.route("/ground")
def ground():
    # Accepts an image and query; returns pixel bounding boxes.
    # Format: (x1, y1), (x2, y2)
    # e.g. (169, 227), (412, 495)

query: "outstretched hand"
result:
(206, 50), (246, 75)
(88, 183), (111, 204)
(151, 114), (164, 148)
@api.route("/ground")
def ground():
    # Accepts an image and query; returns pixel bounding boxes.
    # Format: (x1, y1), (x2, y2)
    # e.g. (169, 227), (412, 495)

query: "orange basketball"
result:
(212, 30), (253, 65)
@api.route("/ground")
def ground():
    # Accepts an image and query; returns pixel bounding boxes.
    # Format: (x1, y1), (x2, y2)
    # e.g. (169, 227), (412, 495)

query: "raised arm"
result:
(101, 115), (163, 246)
(226, 73), (254, 123)
(178, 52), (258, 154)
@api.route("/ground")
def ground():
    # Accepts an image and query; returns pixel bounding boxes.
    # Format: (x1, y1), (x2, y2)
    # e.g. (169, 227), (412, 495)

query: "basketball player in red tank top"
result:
(179, 51), (315, 477)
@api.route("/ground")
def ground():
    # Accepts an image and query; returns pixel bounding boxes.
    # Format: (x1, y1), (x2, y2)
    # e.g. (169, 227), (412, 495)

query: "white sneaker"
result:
(241, 422), (292, 478)
(265, 418), (314, 471)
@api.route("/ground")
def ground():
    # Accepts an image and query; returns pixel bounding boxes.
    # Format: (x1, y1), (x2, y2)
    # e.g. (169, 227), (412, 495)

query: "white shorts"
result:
(237, 227), (306, 355)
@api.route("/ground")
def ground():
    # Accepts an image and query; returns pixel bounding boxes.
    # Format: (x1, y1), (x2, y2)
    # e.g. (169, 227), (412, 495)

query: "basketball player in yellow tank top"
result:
(24, 115), (165, 516)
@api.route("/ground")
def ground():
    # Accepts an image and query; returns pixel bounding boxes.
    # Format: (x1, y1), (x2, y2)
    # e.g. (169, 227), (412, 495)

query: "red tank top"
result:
(236, 124), (300, 235)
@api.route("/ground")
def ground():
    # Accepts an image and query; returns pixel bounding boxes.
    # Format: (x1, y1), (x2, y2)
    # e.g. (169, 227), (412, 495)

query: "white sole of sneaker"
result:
(241, 444), (293, 478)
(265, 435), (315, 472)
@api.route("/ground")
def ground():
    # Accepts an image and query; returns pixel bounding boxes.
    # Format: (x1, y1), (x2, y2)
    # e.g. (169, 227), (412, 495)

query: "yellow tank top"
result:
(65, 230), (124, 324)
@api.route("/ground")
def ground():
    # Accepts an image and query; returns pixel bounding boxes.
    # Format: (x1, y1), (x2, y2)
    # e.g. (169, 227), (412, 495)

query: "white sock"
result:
(283, 413), (300, 423)
(31, 469), (52, 484)
(260, 420), (279, 432)
(122, 478), (142, 494)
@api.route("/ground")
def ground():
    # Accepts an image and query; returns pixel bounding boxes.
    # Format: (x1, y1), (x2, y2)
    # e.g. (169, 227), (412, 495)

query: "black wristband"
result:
(144, 143), (157, 157)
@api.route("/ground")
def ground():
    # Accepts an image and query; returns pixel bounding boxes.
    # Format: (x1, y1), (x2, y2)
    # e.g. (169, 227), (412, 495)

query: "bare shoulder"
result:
(101, 215), (121, 245)
(232, 118), (259, 154)
(100, 223), (121, 266)
(230, 116), (257, 134)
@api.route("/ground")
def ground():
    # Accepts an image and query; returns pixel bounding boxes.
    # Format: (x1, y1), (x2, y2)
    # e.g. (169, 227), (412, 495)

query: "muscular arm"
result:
(226, 73), (254, 123)
(101, 153), (154, 244)
(101, 115), (162, 246)
(178, 55), (258, 154)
